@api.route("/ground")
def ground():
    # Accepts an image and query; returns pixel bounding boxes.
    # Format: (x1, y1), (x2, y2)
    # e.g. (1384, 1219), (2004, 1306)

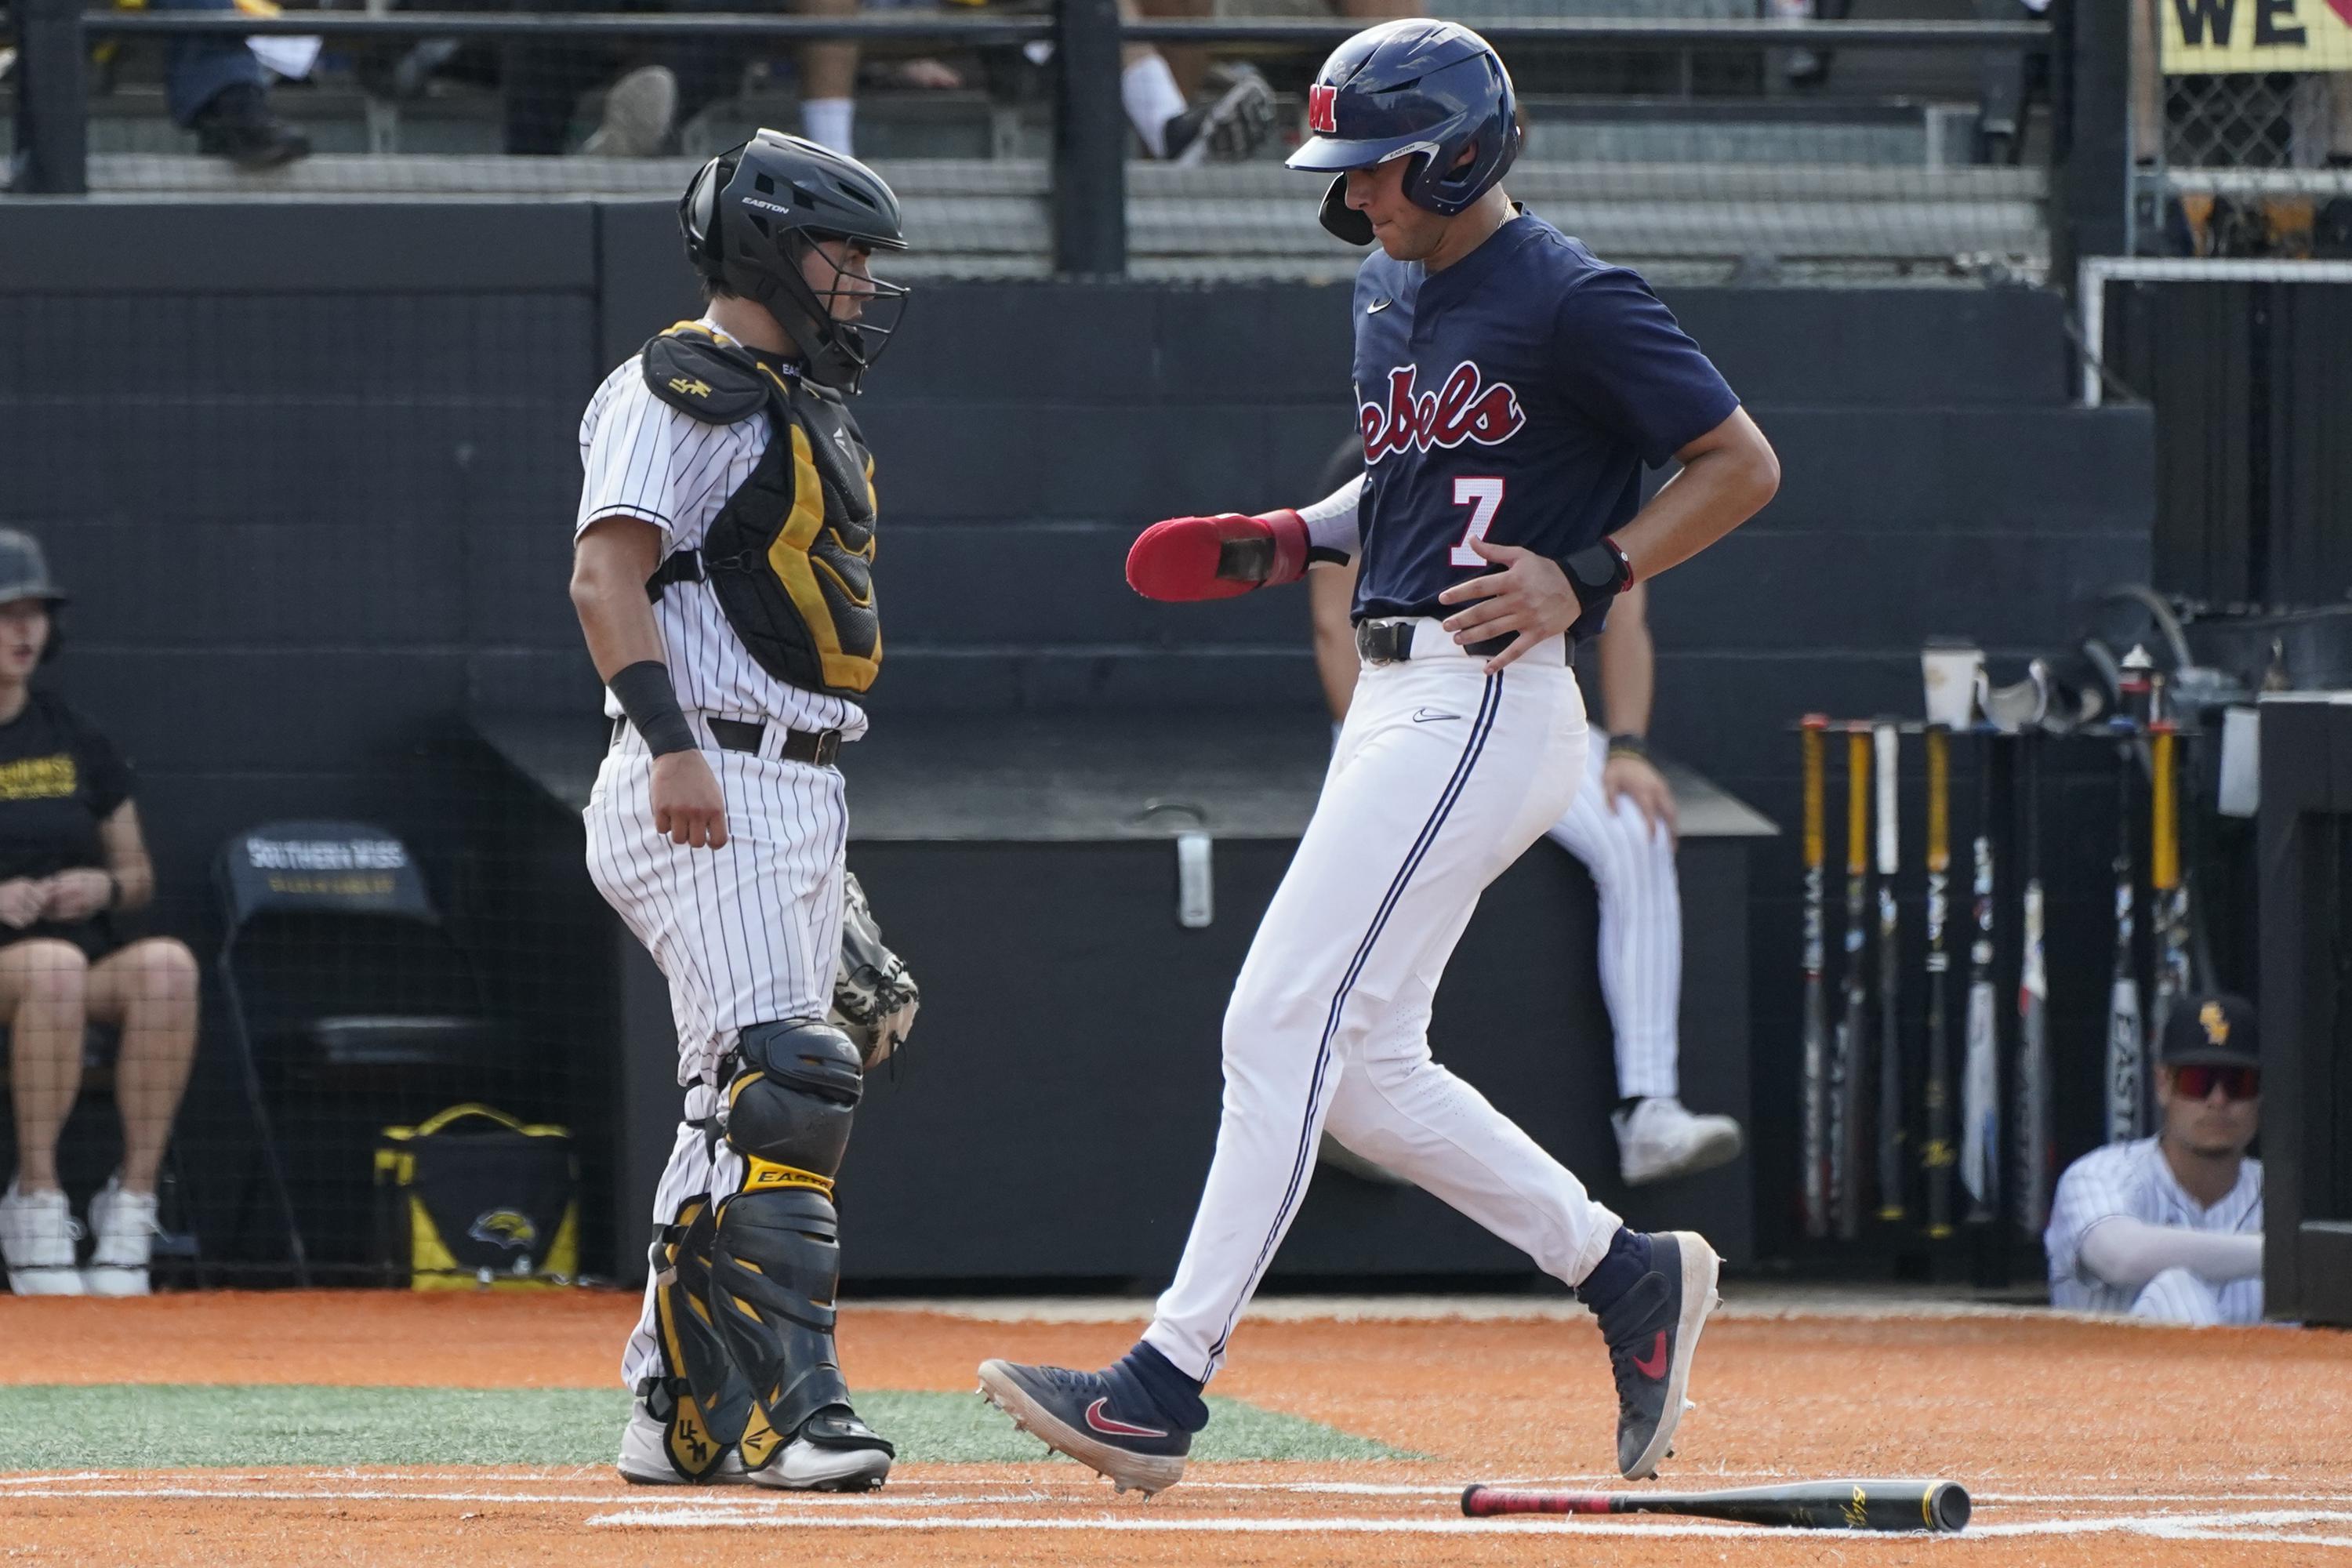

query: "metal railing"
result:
(9, 0), (2089, 275)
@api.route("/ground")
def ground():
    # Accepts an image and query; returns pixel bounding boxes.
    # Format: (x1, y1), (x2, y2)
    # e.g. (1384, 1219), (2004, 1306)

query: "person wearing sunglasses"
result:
(2044, 993), (2265, 1327)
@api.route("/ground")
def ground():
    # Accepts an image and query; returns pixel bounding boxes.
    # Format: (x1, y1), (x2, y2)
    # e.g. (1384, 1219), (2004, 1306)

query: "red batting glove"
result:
(1125, 510), (1310, 602)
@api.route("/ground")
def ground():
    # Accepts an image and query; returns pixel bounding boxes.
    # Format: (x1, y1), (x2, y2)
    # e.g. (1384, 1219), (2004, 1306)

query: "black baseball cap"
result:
(2161, 993), (2258, 1069)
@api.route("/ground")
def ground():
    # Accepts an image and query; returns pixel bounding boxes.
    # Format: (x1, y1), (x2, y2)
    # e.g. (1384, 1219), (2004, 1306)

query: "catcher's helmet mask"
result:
(1286, 20), (1522, 247)
(681, 130), (911, 394)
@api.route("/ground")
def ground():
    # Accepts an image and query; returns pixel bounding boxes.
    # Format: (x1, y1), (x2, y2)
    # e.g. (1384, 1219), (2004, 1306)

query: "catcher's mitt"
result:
(830, 872), (920, 1069)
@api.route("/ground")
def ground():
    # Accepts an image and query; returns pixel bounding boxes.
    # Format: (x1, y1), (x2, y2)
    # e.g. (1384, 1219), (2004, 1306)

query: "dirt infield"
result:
(2, 1290), (2347, 1564)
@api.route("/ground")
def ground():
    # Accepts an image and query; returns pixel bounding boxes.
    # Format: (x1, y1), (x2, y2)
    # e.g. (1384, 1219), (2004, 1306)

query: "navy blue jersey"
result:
(1349, 212), (1740, 622)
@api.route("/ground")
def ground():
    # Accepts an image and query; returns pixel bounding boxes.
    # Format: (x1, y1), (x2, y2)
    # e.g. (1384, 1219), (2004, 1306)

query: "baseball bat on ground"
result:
(1959, 732), (2001, 1228)
(2104, 721), (2144, 1144)
(2015, 731), (2052, 1239)
(1922, 723), (1954, 1238)
(1833, 724), (1871, 1241)
(1800, 715), (1831, 1240)
(1873, 722), (1903, 1222)
(1461, 1479), (1972, 1534)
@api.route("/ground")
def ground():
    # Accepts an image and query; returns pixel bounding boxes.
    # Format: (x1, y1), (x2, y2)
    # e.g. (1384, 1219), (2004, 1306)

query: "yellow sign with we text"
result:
(2164, 0), (2352, 72)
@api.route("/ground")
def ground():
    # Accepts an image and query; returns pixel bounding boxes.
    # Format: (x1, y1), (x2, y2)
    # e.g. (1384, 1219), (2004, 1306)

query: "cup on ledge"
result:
(1921, 637), (1984, 729)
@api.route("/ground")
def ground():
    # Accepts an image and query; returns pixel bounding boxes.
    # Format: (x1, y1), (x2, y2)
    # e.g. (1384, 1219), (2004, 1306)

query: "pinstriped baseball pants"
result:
(584, 720), (849, 1393)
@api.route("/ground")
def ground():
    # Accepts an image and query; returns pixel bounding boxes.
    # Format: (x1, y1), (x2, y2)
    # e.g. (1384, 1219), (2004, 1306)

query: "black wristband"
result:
(1607, 732), (1650, 762)
(609, 661), (697, 757)
(1559, 538), (1634, 612)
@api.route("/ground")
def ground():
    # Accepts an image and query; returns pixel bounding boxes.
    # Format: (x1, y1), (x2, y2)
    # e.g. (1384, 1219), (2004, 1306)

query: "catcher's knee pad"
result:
(710, 1021), (892, 1470)
(643, 1197), (755, 1480)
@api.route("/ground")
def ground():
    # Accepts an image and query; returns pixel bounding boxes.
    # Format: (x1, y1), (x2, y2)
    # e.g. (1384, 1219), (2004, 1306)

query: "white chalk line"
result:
(580, 1507), (2352, 1539)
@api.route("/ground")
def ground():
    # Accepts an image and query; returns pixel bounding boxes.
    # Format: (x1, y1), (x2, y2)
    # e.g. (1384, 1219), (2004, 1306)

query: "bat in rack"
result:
(2105, 719), (2144, 1144)
(1800, 715), (1831, 1240)
(1873, 721), (1904, 1223)
(1959, 730), (2001, 1229)
(1461, 1479), (1973, 1534)
(1833, 724), (1871, 1241)
(2147, 719), (2192, 1091)
(2014, 730), (2052, 1240)
(1921, 723), (1954, 1239)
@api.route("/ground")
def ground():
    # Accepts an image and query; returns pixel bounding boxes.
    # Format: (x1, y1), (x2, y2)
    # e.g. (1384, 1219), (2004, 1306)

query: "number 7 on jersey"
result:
(1448, 476), (1504, 566)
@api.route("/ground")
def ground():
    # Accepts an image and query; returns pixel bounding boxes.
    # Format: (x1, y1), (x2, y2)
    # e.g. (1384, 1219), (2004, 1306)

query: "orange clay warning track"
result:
(3, 1290), (2349, 1566)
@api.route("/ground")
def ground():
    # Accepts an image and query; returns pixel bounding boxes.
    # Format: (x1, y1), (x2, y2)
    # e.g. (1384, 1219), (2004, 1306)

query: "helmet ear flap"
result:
(1319, 174), (1374, 246)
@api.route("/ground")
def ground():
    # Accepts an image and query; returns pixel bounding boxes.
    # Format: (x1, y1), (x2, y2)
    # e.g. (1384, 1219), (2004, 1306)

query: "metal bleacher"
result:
(26, 0), (2051, 285)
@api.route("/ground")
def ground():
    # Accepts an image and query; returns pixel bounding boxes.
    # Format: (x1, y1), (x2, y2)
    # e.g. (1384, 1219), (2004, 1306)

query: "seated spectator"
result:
(1120, 0), (1418, 163)
(2044, 993), (2264, 1327)
(0, 532), (201, 1298)
(497, 0), (872, 155)
(151, 0), (310, 167)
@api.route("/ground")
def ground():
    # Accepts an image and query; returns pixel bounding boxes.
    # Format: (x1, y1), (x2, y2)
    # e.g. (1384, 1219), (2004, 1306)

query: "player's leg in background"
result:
(2131, 1265), (2225, 1327)
(1143, 647), (1593, 1382)
(1321, 951), (1623, 1287)
(1544, 734), (1743, 1185)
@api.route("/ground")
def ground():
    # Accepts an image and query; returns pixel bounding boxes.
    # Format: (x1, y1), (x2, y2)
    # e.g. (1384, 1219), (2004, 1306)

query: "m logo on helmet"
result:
(1308, 84), (1338, 135)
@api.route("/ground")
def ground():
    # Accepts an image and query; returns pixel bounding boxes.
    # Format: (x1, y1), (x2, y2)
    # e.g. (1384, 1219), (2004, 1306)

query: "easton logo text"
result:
(1359, 360), (1526, 464)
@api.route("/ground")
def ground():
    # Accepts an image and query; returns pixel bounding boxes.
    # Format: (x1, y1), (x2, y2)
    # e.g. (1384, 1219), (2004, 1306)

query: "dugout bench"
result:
(475, 710), (1773, 1289)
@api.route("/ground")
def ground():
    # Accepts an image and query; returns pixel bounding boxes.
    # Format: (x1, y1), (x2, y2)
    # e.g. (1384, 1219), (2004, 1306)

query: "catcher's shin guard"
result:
(710, 1020), (894, 1472)
(643, 1198), (755, 1479)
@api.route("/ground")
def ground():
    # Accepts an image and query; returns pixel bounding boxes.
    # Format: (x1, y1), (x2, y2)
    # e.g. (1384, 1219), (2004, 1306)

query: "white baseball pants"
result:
(1144, 621), (1624, 1381)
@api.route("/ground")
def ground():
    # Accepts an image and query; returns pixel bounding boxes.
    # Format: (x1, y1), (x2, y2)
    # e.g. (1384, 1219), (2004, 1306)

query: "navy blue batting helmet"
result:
(1286, 20), (1520, 246)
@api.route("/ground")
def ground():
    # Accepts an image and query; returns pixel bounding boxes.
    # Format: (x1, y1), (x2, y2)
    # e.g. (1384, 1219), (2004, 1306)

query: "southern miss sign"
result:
(2163, 0), (2352, 74)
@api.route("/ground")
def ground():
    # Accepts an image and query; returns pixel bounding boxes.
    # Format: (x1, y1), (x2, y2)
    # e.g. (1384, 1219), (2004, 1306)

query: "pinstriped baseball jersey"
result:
(575, 315), (866, 741)
(2045, 1138), (2263, 1322)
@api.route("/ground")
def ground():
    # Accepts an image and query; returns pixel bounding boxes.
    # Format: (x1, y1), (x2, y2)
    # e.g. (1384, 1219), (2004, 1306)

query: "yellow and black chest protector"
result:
(641, 322), (881, 698)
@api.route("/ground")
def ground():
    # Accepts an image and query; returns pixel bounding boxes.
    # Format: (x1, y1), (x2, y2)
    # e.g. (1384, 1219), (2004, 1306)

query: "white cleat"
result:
(744, 1437), (893, 1492)
(616, 1404), (748, 1486)
(1, 1184), (85, 1297)
(1615, 1098), (1744, 1186)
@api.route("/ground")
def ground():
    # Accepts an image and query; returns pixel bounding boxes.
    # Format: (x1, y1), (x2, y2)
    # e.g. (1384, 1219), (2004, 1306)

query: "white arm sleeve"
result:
(1295, 473), (1363, 561)
(2078, 1217), (2263, 1290)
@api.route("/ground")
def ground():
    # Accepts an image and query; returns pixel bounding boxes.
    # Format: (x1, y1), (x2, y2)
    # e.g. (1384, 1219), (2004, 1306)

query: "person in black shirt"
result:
(0, 533), (200, 1298)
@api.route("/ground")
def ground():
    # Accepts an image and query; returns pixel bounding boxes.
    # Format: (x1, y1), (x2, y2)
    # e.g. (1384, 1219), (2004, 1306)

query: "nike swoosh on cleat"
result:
(1411, 709), (1461, 724)
(1084, 1398), (1168, 1439)
(1632, 1330), (1670, 1380)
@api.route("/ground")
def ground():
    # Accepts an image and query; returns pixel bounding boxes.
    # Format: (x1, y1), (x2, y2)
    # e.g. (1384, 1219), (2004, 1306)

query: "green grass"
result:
(0, 1385), (1410, 1470)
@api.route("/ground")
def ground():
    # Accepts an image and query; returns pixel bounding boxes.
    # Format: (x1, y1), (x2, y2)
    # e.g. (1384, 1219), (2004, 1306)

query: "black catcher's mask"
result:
(681, 130), (911, 394)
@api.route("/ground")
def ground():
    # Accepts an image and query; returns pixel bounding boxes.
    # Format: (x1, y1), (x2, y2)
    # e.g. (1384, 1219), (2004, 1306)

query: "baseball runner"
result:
(569, 131), (914, 1492)
(2045, 993), (2264, 1327)
(977, 20), (1780, 1495)
(1311, 561), (1744, 1187)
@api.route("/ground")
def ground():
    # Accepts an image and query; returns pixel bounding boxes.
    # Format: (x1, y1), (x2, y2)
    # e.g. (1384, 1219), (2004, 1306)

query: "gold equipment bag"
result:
(374, 1104), (579, 1290)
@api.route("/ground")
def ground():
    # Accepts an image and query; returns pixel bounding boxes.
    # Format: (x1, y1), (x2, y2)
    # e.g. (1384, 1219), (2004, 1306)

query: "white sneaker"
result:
(1615, 1098), (1744, 1186)
(0, 1183), (86, 1296)
(616, 1403), (748, 1486)
(83, 1177), (158, 1298)
(579, 64), (677, 158)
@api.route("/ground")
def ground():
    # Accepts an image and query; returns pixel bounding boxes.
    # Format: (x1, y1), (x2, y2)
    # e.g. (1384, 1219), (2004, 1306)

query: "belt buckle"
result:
(1358, 619), (1411, 666)
(813, 730), (840, 768)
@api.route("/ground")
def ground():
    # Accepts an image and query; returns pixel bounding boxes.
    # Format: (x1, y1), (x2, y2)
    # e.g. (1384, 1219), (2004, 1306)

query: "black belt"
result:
(612, 716), (843, 768)
(1356, 619), (1515, 663)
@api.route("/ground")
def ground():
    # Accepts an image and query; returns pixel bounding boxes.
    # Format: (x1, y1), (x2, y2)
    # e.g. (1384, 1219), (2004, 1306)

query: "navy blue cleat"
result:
(1591, 1229), (1722, 1480)
(977, 1359), (1193, 1495)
